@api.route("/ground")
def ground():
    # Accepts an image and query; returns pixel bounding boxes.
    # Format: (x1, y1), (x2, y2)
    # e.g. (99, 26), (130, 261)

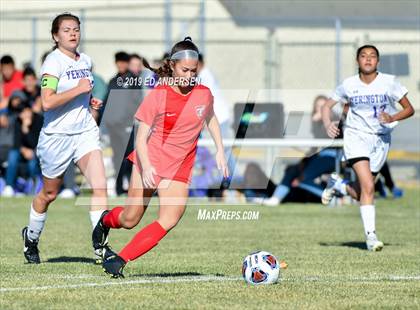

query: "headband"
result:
(170, 49), (199, 61)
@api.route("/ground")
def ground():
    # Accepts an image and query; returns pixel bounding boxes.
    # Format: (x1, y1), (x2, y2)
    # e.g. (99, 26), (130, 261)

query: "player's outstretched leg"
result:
(102, 220), (168, 278)
(103, 179), (187, 278)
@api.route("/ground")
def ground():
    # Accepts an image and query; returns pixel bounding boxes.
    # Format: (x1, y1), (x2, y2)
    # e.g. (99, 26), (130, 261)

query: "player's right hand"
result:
(142, 165), (157, 188)
(326, 121), (340, 138)
(77, 78), (92, 94)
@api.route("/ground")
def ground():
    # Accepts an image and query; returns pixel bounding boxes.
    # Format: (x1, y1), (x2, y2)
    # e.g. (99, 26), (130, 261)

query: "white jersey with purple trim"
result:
(331, 72), (407, 135)
(40, 48), (96, 134)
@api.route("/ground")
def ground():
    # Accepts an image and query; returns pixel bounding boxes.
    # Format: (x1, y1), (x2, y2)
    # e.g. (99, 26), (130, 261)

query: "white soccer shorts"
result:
(343, 127), (390, 173)
(37, 126), (101, 178)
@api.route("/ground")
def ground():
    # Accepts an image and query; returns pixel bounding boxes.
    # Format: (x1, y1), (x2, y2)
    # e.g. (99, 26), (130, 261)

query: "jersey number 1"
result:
(373, 105), (386, 118)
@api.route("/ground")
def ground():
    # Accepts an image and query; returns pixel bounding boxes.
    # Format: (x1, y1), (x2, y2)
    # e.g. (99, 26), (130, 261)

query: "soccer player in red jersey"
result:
(95, 37), (229, 277)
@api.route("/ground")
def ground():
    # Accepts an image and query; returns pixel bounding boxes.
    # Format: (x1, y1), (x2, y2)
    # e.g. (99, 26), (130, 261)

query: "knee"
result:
(362, 181), (375, 196)
(121, 214), (141, 229)
(38, 189), (59, 204)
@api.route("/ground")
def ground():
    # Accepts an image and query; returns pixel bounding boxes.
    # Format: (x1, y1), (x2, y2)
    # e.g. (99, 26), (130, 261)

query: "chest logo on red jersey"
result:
(195, 105), (206, 118)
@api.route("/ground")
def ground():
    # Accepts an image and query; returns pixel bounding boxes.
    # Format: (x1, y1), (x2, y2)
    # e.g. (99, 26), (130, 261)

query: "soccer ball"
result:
(242, 251), (286, 285)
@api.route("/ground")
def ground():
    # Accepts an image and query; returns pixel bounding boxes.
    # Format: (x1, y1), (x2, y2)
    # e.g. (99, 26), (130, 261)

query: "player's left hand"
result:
(378, 112), (393, 124)
(90, 97), (103, 110)
(216, 150), (229, 178)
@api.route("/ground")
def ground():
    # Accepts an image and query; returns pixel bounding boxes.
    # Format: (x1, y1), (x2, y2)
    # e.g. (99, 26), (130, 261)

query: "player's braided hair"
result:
(51, 12), (81, 50)
(142, 37), (199, 78)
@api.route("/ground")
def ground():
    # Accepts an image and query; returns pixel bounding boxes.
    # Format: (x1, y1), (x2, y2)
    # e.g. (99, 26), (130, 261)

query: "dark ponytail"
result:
(143, 37), (199, 78)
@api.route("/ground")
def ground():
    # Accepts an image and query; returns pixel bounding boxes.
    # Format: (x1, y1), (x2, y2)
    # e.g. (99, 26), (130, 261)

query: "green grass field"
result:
(1, 191), (419, 309)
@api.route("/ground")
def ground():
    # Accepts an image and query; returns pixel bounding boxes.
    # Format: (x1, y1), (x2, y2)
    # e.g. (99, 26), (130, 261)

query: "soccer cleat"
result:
(366, 232), (384, 251)
(262, 196), (280, 206)
(102, 254), (126, 278)
(94, 244), (118, 265)
(321, 173), (340, 205)
(101, 244), (118, 262)
(22, 227), (41, 264)
(58, 188), (76, 199)
(92, 210), (111, 259)
(392, 187), (404, 199)
(251, 197), (265, 204)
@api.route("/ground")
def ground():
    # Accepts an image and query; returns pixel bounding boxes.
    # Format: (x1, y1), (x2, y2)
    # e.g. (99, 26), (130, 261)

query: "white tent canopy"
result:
(219, 0), (420, 29)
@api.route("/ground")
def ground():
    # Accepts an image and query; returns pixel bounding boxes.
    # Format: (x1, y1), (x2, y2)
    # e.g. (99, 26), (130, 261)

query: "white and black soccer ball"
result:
(242, 251), (281, 285)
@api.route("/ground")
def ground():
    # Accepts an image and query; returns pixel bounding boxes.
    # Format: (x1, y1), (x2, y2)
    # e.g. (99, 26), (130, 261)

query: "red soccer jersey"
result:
(2, 70), (24, 98)
(127, 84), (214, 183)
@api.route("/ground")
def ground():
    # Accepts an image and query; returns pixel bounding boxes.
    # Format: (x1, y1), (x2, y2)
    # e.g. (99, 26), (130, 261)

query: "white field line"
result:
(0, 275), (240, 293)
(1, 275), (420, 293)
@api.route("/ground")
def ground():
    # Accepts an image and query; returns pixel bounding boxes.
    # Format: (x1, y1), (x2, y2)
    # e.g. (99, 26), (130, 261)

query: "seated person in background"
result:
(189, 146), (219, 198)
(242, 161), (324, 204)
(259, 95), (342, 206)
(0, 101), (14, 188)
(375, 161), (403, 198)
(22, 67), (42, 113)
(240, 162), (276, 202)
(2, 102), (42, 196)
(1, 55), (24, 108)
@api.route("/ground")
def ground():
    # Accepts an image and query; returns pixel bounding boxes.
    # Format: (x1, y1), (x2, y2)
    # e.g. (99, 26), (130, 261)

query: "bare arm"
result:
(322, 98), (341, 138)
(41, 76), (91, 111)
(379, 96), (415, 123)
(206, 114), (229, 178)
(135, 121), (156, 187)
(206, 114), (224, 152)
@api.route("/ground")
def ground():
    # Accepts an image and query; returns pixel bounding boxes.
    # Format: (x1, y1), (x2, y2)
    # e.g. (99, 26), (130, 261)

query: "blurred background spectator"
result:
(1, 55), (24, 108)
(1, 93), (42, 196)
(102, 51), (143, 196)
(198, 54), (232, 139)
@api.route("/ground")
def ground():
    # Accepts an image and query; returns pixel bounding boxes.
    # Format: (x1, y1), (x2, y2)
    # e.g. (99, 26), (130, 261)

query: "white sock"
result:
(89, 210), (104, 229)
(360, 205), (376, 236)
(27, 204), (47, 242)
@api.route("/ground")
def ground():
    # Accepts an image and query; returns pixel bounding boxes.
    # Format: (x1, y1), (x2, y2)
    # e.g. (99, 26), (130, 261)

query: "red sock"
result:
(103, 206), (124, 229)
(119, 221), (167, 262)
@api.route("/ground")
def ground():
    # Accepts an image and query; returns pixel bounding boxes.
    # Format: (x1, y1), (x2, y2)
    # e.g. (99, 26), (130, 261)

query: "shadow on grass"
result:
(319, 241), (392, 250)
(45, 256), (97, 264)
(130, 272), (226, 278)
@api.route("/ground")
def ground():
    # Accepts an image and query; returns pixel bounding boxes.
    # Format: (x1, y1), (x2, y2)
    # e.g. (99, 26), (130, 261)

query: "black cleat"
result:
(92, 210), (111, 260)
(22, 227), (40, 264)
(102, 254), (126, 278)
(95, 244), (118, 265)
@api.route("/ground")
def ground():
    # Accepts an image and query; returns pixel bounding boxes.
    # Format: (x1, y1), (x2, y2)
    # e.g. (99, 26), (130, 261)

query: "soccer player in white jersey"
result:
(21, 13), (114, 263)
(321, 45), (414, 251)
